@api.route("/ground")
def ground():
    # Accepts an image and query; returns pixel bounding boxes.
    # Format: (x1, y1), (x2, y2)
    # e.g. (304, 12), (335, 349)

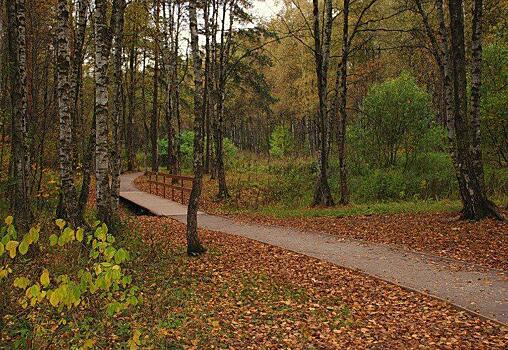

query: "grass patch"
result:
(232, 199), (463, 218)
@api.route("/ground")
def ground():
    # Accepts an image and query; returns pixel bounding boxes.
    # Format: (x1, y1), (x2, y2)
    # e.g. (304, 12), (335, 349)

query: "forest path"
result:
(120, 172), (508, 325)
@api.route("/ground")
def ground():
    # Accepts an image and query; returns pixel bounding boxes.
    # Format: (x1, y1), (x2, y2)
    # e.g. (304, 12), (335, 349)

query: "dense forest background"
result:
(1, 0), (506, 226)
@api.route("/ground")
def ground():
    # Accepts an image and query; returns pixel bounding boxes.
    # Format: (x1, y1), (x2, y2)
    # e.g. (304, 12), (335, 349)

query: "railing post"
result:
(163, 174), (166, 198)
(181, 178), (184, 204)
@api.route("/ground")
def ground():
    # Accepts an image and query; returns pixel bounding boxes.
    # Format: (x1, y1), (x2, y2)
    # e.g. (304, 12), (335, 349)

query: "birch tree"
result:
(446, 0), (503, 220)
(186, 0), (206, 256)
(56, 0), (78, 226)
(6, 0), (31, 230)
(94, 0), (112, 222)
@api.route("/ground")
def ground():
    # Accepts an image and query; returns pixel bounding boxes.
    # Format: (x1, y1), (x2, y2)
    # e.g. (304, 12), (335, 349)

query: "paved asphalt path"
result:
(120, 172), (508, 325)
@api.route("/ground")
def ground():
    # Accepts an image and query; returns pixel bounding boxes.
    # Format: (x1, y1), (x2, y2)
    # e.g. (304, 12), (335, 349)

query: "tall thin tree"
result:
(312, 0), (334, 206)
(111, 0), (126, 213)
(94, 0), (112, 222)
(56, 0), (78, 226)
(186, 0), (206, 256)
(447, 0), (503, 220)
(6, 0), (31, 230)
(151, 0), (160, 172)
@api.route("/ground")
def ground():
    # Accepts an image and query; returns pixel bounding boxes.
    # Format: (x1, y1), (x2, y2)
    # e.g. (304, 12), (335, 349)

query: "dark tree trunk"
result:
(337, 0), (350, 205)
(447, 0), (503, 220)
(312, 0), (334, 206)
(70, 0), (89, 168)
(470, 0), (484, 186)
(186, 0), (206, 256)
(110, 0), (126, 214)
(214, 0), (231, 199)
(126, 25), (138, 171)
(204, 0), (212, 174)
(151, 0), (160, 172)
(78, 112), (95, 221)
(6, 0), (32, 230)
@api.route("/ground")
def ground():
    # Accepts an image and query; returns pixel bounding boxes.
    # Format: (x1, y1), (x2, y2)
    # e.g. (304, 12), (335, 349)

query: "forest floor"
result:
(123, 214), (508, 348)
(128, 173), (508, 322)
(3, 175), (508, 348)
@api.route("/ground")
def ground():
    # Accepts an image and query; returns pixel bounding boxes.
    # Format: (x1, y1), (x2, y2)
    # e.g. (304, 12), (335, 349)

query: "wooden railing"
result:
(145, 171), (194, 204)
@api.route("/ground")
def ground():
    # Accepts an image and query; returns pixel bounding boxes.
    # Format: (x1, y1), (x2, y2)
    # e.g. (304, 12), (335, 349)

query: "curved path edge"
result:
(120, 172), (508, 325)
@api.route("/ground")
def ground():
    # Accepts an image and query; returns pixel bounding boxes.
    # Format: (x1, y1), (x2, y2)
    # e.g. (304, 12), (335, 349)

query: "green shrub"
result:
(359, 72), (437, 167)
(269, 126), (295, 157)
(174, 131), (238, 170)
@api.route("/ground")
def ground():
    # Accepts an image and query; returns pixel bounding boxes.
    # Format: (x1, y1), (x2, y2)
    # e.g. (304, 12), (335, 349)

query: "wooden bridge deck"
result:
(119, 172), (202, 216)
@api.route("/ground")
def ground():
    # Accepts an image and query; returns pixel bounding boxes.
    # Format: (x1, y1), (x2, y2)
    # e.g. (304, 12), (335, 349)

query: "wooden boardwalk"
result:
(120, 172), (202, 216)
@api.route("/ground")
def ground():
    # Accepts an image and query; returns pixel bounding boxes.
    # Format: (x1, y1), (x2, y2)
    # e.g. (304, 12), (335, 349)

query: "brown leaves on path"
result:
(127, 214), (508, 349)
(231, 211), (508, 271)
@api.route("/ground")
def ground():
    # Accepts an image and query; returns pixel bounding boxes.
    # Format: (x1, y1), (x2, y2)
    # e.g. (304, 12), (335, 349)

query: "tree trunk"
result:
(214, 0), (233, 199)
(447, 0), (502, 220)
(204, 0), (211, 174)
(56, 0), (78, 226)
(110, 0), (126, 214)
(163, 0), (178, 176)
(470, 0), (484, 186)
(312, 0), (334, 206)
(126, 25), (137, 171)
(151, 0), (160, 172)
(186, 0), (206, 256)
(6, 0), (32, 230)
(70, 0), (89, 168)
(94, 0), (112, 223)
(337, 0), (350, 205)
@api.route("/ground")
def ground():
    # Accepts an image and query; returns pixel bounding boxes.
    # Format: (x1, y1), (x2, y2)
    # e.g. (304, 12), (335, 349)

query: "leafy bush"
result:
(359, 72), (437, 167)
(269, 126), (295, 157)
(168, 131), (238, 170)
(1, 216), (140, 346)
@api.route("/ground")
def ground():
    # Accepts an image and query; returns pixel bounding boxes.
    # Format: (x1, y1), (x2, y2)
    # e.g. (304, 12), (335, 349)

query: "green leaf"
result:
(49, 234), (58, 246)
(76, 228), (84, 242)
(13, 277), (31, 289)
(27, 284), (41, 298)
(18, 240), (29, 255)
(55, 219), (66, 230)
(40, 269), (50, 287)
(63, 227), (75, 241)
(0, 242), (4, 256)
(6, 240), (19, 258)
(49, 290), (59, 307)
(5, 216), (13, 225)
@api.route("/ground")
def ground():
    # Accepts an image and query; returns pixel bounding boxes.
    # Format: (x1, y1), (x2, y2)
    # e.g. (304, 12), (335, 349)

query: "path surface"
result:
(120, 172), (508, 325)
